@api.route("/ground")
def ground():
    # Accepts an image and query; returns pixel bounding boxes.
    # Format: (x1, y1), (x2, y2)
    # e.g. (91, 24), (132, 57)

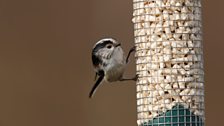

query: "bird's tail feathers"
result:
(89, 75), (104, 98)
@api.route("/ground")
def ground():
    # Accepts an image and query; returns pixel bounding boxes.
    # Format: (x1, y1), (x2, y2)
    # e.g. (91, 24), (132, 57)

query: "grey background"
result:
(0, 0), (223, 126)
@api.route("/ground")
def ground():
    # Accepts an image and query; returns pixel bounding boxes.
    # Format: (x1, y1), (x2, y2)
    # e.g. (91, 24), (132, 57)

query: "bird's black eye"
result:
(107, 45), (112, 49)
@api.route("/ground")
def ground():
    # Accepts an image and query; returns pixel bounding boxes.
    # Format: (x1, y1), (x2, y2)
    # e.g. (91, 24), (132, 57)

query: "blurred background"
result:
(0, 0), (223, 126)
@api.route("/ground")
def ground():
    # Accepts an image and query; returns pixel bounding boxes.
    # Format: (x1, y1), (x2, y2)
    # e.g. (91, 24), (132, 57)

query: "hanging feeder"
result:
(132, 0), (204, 125)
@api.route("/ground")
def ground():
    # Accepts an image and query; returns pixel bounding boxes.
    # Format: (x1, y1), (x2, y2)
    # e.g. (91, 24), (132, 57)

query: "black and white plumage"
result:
(89, 38), (136, 98)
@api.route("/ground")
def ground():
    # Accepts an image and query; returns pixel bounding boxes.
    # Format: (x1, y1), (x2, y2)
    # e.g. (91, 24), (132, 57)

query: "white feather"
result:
(104, 46), (126, 82)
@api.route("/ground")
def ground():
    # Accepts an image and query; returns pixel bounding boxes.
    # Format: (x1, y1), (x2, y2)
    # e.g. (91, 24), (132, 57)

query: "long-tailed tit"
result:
(89, 38), (136, 98)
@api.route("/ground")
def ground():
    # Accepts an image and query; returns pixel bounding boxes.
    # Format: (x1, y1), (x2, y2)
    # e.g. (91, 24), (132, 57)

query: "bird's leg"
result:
(126, 46), (136, 64)
(119, 74), (138, 82)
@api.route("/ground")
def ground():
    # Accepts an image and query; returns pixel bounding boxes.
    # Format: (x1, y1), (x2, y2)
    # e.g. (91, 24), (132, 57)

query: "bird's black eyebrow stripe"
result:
(92, 40), (113, 53)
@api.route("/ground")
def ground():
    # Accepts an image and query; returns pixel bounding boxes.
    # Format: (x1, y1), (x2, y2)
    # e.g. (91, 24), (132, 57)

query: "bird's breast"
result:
(104, 46), (126, 82)
(105, 63), (125, 82)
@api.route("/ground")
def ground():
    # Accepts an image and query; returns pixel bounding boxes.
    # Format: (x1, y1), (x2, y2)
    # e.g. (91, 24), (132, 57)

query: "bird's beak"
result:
(115, 43), (121, 47)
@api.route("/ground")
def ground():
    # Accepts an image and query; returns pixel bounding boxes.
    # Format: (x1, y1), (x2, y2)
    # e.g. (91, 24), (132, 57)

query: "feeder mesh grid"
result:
(132, 0), (205, 125)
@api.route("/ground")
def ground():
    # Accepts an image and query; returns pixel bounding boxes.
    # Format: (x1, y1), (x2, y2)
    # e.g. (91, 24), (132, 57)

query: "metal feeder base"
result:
(141, 105), (204, 126)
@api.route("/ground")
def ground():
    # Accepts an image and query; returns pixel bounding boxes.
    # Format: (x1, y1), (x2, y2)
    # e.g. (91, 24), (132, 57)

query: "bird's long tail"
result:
(89, 75), (104, 98)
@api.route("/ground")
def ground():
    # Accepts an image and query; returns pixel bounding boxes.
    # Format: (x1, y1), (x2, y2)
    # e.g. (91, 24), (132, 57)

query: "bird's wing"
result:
(89, 72), (104, 98)
(92, 50), (102, 67)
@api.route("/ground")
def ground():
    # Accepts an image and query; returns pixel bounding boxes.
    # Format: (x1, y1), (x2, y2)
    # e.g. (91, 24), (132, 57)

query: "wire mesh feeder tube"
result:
(132, 0), (204, 125)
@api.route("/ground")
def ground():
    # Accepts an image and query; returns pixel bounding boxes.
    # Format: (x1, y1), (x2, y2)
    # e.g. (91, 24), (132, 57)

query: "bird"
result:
(89, 38), (136, 98)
